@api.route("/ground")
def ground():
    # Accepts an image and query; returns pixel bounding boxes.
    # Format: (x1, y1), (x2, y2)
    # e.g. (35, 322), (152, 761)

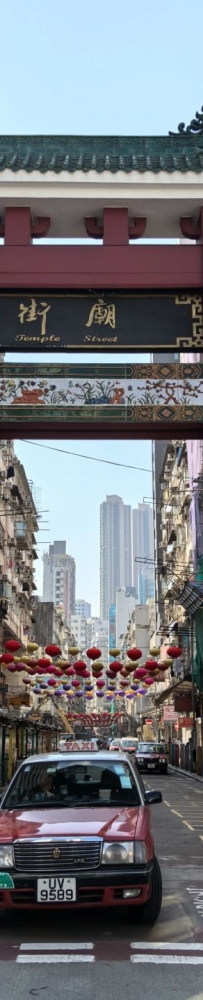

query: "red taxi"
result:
(135, 742), (168, 774)
(0, 750), (162, 924)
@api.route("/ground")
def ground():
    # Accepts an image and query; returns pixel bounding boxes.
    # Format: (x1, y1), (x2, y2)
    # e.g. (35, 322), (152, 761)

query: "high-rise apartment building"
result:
(133, 503), (154, 604)
(100, 495), (132, 619)
(42, 540), (76, 624)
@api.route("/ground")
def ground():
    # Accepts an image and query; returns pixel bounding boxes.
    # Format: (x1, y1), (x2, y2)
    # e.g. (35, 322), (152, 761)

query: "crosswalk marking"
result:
(19, 942), (93, 951)
(130, 942), (203, 950)
(131, 956), (203, 965)
(17, 955), (95, 964)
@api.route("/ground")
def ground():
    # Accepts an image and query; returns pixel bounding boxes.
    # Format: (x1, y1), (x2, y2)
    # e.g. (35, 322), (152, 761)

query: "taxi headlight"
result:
(102, 842), (134, 864)
(101, 841), (147, 865)
(0, 845), (14, 867)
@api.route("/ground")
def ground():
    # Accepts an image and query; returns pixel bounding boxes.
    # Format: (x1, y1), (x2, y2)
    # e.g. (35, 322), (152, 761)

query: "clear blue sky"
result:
(2, 0), (202, 611)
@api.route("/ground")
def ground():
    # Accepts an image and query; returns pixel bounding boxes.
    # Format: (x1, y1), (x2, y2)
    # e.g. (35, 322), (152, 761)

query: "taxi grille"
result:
(14, 840), (101, 873)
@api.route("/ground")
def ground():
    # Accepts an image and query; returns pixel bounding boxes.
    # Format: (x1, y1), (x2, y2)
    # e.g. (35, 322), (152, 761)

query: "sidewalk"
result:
(169, 764), (203, 785)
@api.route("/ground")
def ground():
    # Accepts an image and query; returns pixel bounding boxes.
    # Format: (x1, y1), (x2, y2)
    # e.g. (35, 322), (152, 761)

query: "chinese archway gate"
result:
(0, 108), (203, 438)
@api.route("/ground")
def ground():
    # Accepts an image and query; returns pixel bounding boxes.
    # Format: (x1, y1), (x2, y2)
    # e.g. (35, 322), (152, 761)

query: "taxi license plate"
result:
(148, 763), (155, 768)
(37, 877), (76, 903)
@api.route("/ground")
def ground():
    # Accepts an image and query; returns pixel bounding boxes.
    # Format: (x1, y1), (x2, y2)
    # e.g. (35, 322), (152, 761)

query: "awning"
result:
(155, 677), (192, 707)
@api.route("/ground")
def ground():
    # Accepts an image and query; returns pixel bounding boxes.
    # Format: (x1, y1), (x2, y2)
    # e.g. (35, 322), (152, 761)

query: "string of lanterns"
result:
(0, 638), (183, 708)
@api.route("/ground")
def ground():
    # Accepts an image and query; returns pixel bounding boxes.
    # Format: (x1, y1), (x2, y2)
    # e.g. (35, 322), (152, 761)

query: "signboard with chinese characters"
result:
(163, 707), (178, 722)
(0, 291), (202, 353)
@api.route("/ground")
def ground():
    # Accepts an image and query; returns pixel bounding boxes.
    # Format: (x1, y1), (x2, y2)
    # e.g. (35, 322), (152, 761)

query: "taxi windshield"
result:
(2, 759), (141, 810)
(137, 743), (164, 754)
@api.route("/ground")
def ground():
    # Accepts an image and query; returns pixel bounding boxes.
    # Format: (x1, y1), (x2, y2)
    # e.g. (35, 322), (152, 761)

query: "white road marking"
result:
(131, 942), (203, 951)
(187, 888), (203, 916)
(131, 956), (203, 965)
(17, 955), (95, 964)
(20, 942), (93, 951)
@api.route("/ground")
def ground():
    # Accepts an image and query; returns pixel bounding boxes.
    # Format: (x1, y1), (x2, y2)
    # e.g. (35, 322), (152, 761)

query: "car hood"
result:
(0, 806), (141, 841)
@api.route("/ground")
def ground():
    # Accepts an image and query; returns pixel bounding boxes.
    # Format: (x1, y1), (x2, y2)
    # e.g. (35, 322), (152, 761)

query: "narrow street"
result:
(0, 771), (203, 998)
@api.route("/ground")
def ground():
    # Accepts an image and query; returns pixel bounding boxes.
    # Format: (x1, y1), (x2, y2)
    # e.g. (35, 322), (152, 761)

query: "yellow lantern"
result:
(69, 647), (80, 656)
(149, 647), (160, 657)
(27, 642), (38, 652)
(109, 648), (120, 657)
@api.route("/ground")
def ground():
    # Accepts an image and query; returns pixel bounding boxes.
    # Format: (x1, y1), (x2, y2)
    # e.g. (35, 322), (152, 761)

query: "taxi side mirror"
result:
(145, 790), (162, 805)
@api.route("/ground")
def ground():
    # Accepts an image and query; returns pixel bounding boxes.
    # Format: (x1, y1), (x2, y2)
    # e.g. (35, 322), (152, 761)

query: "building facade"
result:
(151, 351), (179, 632)
(42, 540), (76, 624)
(75, 599), (91, 618)
(116, 586), (138, 645)
(100, 495), (132, 619)
(71, 614), (88, 652)
(159, 440), (193, 651)
(0, 442), (39, 711)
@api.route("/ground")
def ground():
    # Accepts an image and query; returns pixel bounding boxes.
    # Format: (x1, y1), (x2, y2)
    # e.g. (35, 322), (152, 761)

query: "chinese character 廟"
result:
(85, 298), (116, 329)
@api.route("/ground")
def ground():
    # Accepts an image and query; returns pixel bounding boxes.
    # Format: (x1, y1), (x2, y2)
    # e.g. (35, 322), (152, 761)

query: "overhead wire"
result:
(21, 440), (152, 473)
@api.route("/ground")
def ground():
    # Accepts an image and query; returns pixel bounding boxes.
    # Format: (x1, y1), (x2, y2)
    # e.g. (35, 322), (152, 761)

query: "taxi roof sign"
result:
(58, 739), (98, 752)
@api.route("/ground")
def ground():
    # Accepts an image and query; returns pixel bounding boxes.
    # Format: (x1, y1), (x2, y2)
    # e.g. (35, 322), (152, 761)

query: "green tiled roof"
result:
(0, 134), (203, 173)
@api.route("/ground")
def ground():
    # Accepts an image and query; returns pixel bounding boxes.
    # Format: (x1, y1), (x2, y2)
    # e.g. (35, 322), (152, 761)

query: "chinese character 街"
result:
(18, 298), (51, 338)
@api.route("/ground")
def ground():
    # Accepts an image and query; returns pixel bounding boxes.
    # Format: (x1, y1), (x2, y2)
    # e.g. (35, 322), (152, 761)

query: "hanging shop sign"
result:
(0, 291), (202, 353)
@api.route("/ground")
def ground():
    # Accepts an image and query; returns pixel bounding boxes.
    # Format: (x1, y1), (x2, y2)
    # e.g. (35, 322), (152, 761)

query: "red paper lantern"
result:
(109, 660), (122, 673)
(72, 678), (80, 688)
(83, 669), (90, 678)
(45, 644), (61, 656)
(0, 652), (14, 664)
(157, 662), (170, 672)
(134, 667), (147, 680)
(48, 678), (57, 687)
(127, 648), (142, 661)
(74, 660), (86, 672)
(86, 647), (101, 661)
(144, 677), (155, 687)
(66, 666), (74, 676)
(4, 639), (21, 653)
(96, 679), (105, 688)
(145, 659), (158, 672)
(7, 664), (16, 673)
(167, 646), (182, 659)
(37, 657), (52, 668)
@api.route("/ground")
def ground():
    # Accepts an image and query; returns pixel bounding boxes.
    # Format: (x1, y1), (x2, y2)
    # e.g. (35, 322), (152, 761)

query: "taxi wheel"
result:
(131, 855), (162, 925)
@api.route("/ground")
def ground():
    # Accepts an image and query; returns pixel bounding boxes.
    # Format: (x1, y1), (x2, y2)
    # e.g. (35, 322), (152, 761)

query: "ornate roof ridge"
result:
(0, 132), (202, 174)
